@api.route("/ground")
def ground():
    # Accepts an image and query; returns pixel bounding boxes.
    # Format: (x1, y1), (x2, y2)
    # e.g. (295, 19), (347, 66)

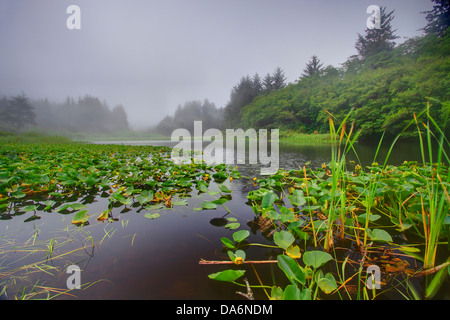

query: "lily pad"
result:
(286, 245), (302, 259)
(136, 190), (154, 206)
(144, 212), (160, 219)
(72, 210), (89, 225)
(97, 210), (110, 221)
(208, 269), (246, 283)
(220, 237), (236, 249)
(219, 184), (232, 193)
(318, 273), (338, 294)
(303, 250), (333, 269)
(232, 230), (250, 243)
(262, 191), (278, 209)
(200, 201), (217, 210)
(288, 189), (306, 207)
(366, 228), (393, 243)
(273, 230), (295, 250)
(283, 284), (301, 300)
(277, 255), (305, 285)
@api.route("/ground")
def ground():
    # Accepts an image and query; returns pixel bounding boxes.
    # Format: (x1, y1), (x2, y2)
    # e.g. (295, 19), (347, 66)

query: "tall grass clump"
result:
(414, 104), (449, 270)
(324, 111), (360, 251)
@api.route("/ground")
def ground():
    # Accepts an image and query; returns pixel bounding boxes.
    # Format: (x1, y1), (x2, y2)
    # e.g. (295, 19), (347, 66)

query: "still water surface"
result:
(0, 139), (435, 299)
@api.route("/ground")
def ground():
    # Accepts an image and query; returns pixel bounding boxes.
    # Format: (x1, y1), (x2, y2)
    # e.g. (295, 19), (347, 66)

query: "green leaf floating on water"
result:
(219, 184), (232, 193)
(196, 181), (209, 193)
(366, 228), (393, 243)
(303, 250), (333, 269)
(208, 269), (246, 283)
(72, 210), (89, 225)
(225, 217), (240, 230)
(283, 285), (301, 300)
(288, 189), (306, 207)
(318, 273), (338, 294)
(286, 245), (302, 259)
(225, 222), (240, 230)
(57, 203), (87, 212)
(262, 191), (278, 208)
(22, 205), (38, 212)
(277, 255), (305, 285)
(273, 230), (295, 250)
(136, 190), (154, 206)
(144, 213), (160, 219)
(69, 203), (87, 211)
(97, 210), (110, 221)
(232, 230), (250, 243)
(357, 214), (381, 223)
(200, 201), (217, 210)
(220, 237), (236, 249)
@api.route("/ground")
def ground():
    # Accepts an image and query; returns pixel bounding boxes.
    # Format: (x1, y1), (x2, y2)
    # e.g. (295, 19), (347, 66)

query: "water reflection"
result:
(94, 139), (432, 171)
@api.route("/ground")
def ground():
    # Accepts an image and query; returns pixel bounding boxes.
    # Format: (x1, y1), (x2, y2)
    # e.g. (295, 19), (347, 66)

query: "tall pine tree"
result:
(301, 55), (324, 78)
(0, 93), (36, 130)
(272, 67), (287, 90)
(355, 6), (399, 60)
(423, 0), (450, 36)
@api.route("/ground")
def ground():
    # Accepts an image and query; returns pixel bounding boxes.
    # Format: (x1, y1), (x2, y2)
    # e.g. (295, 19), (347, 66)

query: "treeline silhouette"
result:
(153, 99), (224, 136)
(0, 94), (130, 133)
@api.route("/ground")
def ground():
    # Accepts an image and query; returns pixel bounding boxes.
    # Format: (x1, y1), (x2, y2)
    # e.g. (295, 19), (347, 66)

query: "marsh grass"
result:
(279, 131), (335, 144)
(324, 111), (360, 251)
(0, 221), (110, 300)
(0, 131), (73, 144)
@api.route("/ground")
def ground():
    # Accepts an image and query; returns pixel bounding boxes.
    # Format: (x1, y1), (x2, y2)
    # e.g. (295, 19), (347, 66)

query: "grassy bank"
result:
(74, 130), (169, 142)
(279, 130), (334, 144)
(0, 131), (73, 144)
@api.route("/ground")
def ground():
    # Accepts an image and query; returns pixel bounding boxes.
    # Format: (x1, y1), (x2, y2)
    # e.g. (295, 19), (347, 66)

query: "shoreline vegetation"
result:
(1, 129), (336, 145)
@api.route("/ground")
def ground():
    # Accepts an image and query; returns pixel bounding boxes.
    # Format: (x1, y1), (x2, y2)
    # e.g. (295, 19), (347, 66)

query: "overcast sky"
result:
(0, 0), (434, 129)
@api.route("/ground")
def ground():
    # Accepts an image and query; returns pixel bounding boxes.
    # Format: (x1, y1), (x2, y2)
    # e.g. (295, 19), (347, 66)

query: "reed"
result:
(414, 103), (449, 272)
(324, 111), (360, 251)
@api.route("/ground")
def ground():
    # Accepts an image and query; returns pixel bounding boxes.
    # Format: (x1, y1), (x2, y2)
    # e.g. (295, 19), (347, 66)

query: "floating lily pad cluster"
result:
(248, 161), (449, 251)
(0, 143), (239, 224)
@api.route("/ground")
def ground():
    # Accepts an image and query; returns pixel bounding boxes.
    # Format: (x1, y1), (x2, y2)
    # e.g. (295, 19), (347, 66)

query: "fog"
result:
(0, 0), (433, 130)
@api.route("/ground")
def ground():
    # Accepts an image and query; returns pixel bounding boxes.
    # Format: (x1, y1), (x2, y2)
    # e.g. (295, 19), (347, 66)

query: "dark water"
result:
(0, 139), (445, 299)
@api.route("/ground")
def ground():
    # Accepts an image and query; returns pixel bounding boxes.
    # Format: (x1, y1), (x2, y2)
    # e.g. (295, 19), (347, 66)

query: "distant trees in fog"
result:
(0, 93), (36, 130)
(0, 93), (130, 133)
(154, 99), (224, 136)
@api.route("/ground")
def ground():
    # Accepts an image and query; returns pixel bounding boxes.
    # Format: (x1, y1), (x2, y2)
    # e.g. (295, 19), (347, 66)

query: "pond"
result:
(0, 139), (448, 300)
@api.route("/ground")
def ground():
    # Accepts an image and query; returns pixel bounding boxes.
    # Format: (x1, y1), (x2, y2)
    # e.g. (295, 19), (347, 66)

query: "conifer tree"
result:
(355, 7), (399, 60)
(272, 67), (287, 90)
(301, 55), (324, 78)
(423, 0), (450, 37)
(262, 73), (274, 93)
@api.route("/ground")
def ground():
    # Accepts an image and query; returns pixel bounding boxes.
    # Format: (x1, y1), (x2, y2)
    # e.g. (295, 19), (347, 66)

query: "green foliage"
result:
(208, 269), (246, 283)
(237, 30), (450, 139)
(0, 141), (237, 227)
(0, 132), (73, 144)
(216, 113), (448, 300)
(355, 7), (399, 60)
(224, 68), (287, 126)
(422, 1), (450, 37)
(301, 55), (324, 78)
